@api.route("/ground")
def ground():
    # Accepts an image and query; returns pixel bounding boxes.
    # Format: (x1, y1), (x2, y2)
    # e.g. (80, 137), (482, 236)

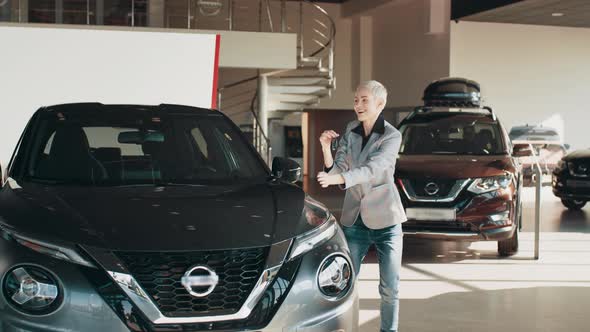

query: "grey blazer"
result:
(328, 119), (407, 229)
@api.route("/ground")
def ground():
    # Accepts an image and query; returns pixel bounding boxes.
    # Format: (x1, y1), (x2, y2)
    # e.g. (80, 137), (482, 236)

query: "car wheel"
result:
(561, 199), (587, 210)
(517, 200), (523, 231)
(498, 227), (519, 257)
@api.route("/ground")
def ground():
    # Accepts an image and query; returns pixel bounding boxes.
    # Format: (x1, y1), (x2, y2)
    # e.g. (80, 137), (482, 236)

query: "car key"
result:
(331, 138), (338, 151)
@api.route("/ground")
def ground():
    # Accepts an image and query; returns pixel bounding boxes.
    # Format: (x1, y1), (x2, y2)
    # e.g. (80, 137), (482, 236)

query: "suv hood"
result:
(564, 149), (590, 162)
(0, 179), (310, 251)
(397, 155), (513, 179)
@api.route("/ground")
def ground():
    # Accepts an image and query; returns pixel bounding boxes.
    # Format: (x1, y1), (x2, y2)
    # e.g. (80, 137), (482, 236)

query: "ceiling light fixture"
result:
(552, 13), (564, 17)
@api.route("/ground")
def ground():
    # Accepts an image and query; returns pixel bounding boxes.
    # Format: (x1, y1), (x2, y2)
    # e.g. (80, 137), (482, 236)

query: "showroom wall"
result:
(317, 0), (451, 109)
(305, 0), (452, 175)
(450, 21), (590, 150)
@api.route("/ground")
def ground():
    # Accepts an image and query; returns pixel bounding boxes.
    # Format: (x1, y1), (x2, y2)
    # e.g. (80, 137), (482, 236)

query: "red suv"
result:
(395, 78), (532, 256)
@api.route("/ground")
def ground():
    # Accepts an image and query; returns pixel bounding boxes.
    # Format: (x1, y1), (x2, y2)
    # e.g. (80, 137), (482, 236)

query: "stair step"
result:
(274, 68), (331, 78)
(268, 100), (318, 111)
(272, 93), (319, 104)
(269, 85), (329, 96)
(297, 57), (322, 68)
(298, 57), (322, 69)
(268, 77), (332, 86)
(300, 56), (322, 64)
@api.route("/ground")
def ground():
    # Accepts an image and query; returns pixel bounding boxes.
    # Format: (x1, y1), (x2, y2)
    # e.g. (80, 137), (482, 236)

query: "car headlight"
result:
(289, 215), (337, 260)
(288, 196), (338, 260)
(2, 265), (63, 315)
(1, 228), (96, 268)
(317, 254), (353, 300)
(468, 175), (512, 194)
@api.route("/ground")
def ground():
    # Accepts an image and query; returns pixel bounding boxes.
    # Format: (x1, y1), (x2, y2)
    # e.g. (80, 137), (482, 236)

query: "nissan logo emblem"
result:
(181, 266), (219, 298)
(424, 182), (440, 196)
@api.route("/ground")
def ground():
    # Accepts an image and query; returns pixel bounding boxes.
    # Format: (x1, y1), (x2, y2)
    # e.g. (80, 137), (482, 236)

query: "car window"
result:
(24, 112), (267, 186)
(399, 118), (505, 155)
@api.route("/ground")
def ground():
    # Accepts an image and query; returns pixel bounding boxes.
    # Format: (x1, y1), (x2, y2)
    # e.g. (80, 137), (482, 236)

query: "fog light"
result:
(489, 211), (510, 223)
(2, 265), (62, 315)
(317, 254), (352, 299)
(483, 211), (511, 228)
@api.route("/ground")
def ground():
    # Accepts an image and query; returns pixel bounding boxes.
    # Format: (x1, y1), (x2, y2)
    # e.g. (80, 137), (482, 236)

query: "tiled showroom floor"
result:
(306, 180), (589, 332)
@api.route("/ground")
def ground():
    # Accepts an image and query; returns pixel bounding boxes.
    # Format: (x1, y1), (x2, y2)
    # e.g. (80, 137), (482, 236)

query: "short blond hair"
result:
(357, 80), (388, 105)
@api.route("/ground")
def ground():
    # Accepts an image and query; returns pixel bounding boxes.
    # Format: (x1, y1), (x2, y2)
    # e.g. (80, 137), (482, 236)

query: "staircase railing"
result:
(216, 0), (336, 164)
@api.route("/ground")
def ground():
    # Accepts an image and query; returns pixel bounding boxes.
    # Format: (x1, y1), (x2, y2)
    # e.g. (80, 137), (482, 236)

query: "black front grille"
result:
(117, 247), (269, 317)
(409, 179), (459, 198)
(83, 256), (302, 332)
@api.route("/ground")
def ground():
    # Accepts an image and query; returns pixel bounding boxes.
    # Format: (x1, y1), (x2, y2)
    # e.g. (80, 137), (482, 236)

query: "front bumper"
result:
(402, 187), (517, 242)
(403, 224), (515, 241)
(0, 227), (358, 332)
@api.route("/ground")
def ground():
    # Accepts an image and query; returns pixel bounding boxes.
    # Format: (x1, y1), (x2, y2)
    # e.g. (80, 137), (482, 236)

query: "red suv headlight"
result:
(468, 175), (512, 194)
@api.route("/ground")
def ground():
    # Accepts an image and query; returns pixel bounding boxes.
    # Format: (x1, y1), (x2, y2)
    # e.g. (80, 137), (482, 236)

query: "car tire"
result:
(498, 204), (520, 257)
(498, 227), (519, 257)
(561, 199), (587, 210)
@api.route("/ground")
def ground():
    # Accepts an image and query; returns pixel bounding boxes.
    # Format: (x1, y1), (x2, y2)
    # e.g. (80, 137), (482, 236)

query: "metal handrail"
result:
(302, 0), (336, 58)
(218, 76), (258, 91)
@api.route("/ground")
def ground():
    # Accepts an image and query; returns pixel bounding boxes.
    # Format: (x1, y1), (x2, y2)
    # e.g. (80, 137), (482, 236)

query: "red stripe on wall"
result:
(211, 34), (221, 109)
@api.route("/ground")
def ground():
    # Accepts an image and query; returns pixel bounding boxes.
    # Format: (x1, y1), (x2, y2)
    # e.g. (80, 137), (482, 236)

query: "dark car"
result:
(0, 103), (357, 332)
(552, 149), (590, 210)
(509, 125), (562, 142)
(395, 78), (532, 256)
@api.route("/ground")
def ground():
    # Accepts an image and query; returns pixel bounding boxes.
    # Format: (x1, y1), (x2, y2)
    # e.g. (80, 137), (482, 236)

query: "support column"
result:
(55, 0), (63, 23)
(19, 0), (28, 22)
(257, 75), (269, 139)
(95, 0), (103, 25)
(426, 0), (450, 35)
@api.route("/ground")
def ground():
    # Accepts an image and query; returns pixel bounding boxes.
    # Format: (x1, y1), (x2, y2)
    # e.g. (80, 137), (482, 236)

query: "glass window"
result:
(103, 0), (131, 26)
(29, 0), (56, 23)
(0, 0), (18, 22)
(24, 110), (267, 186)
(400, 116), (506, 155)
(63, 0), (91, 24)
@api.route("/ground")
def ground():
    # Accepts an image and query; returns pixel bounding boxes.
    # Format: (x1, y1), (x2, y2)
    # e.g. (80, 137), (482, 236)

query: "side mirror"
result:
(513, 143), (533, 157)
(564, 143), (571, 150)
(271, 157), (301, 184)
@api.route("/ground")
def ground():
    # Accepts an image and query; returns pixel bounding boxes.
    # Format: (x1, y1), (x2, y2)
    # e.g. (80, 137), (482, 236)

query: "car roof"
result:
(40, 103), (219, 116)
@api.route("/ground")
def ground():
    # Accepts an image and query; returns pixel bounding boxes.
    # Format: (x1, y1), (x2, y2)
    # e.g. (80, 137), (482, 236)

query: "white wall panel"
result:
(0, 24), (219, 164)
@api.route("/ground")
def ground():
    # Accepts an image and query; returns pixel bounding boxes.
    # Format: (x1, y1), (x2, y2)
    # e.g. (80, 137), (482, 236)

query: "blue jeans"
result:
(343, 216), (403, 332)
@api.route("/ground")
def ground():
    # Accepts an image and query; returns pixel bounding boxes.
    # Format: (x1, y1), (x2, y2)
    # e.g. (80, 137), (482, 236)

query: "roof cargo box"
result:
(423, 77), (481, 107)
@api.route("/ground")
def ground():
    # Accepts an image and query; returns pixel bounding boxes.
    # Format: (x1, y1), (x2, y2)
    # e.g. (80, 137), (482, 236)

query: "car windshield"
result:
(399, 117), (505, 155)
(23, 110), (267, 186)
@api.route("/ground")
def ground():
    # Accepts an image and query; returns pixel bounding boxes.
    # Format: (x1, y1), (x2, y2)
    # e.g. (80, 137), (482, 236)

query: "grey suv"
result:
(0, 103), (358, 331)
